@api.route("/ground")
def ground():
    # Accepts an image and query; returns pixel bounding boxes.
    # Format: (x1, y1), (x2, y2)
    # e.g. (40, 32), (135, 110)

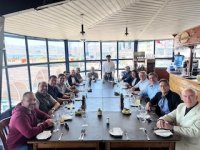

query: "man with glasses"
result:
(145, 79), (182, 116)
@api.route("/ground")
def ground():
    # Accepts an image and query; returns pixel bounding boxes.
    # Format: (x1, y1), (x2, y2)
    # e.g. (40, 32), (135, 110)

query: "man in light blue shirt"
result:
(139, 72), (160, 99)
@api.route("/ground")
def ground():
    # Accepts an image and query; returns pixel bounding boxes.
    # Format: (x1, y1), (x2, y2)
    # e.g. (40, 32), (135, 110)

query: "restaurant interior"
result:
(0, 0), (200, 150)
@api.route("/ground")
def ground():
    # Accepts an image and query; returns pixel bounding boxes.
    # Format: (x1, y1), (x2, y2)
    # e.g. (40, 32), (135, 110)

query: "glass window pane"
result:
(155, 59), (172, 67)
(30, 65), (48, 92)
(85, 42), (100, 60)
(50, 63), (66, 76)
(155, 40), (173, 58)
(86, 61), (101, 71)
(1, 69), (9, 113)
(194, 45), (200, 57)
(8, 67), (30, 106)
(68, 42), (84, 61)
(69, 62), (85, 71)
(138, 41), (154, 58)
(28, 39), (47, 63)
(118, 42), (134, 59)
(48, 41), (65, 62)
(174, 47), (190, 59)
(102, 42), (117, 59)
(118, 60), (134, 69)
(5, 36), (27, 65)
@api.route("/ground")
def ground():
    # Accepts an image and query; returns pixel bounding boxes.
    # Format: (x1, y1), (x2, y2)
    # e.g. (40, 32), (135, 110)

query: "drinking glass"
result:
(82, 111), (88, 127)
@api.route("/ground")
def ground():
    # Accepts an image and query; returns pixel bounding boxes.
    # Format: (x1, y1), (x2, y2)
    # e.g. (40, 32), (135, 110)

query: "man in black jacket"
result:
(68, 69), (80, 86)
(145, 79), (182, 116)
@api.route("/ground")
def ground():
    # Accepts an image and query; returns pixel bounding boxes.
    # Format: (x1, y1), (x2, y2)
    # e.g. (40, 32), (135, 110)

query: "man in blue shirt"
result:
(139, 72), (160, 100)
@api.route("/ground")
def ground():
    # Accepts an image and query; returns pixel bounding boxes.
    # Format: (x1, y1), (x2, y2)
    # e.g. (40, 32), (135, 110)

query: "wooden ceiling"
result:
(4, 0), (200, 41)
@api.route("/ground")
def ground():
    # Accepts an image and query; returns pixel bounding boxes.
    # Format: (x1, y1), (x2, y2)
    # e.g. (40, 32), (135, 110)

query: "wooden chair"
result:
(0, 117), (10, 150)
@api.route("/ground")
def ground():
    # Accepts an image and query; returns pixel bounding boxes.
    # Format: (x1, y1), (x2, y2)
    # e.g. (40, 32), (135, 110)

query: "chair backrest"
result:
(0, 117), (10, 150)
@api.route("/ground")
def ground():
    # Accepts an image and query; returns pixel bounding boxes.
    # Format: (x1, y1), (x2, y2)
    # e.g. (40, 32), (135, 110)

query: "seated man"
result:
(48, 75), (71, 104)
(131, 71), (149, 94)
(7, 92), (53, 150)
(156, 88), (200, 150)
(139, 72), (160, 100)
(68, 69), (80, 86)
(102, 55), (115, 81)
(121, 66), (133, 85)
(75, 67), (83, 83)
(145, 79), (182, 116)
(35, 81), (60, 115)
(87, 67), (99, 80)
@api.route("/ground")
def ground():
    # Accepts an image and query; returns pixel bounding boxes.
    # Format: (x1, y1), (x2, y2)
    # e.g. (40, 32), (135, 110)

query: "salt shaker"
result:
(106, 117), (110, 126)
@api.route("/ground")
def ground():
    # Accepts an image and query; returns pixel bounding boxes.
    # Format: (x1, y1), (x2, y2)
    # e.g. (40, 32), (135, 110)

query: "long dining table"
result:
(28, 80), (180, 150)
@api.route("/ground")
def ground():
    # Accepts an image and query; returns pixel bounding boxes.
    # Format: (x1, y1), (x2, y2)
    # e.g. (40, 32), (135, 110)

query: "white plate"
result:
(136, 114), (151, 119)
(61, 114), (73, 120)
(74, 97), (82, 101)
(154, 129), (173, 137)
(109, 127), (123, 137)
(36, 130), (52, 140)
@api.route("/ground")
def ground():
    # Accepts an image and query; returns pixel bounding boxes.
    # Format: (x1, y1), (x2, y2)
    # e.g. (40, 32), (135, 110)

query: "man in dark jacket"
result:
(68, 69), (80, 86)
(145, 79), (182, 116)
(121, 66), (133, 85)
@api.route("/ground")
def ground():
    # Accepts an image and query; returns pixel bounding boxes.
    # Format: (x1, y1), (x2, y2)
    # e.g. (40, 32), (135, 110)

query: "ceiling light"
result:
(80, 14), (86, 42)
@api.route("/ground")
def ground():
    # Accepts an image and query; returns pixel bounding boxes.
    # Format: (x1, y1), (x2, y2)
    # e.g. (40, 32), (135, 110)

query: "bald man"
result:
(156, 88), (200, 150)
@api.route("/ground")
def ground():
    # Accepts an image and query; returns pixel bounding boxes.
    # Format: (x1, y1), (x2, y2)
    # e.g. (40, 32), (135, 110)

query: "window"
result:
(48, 41), (65, 62)
(155, 59), (172, 68)
(118, 60), (133, 69)
(174, 47), (190, 59)
(86, 61), (101, 71)
(194, 45), (200, 58)
(1, 69), (9, 113)
(138, 41), (154, 58)
(30, 65), (48, 92)
(69, 62), (85, 71)
(50, 63), (66, 76)
(155, 40), (173, 58)
(118, 42), (134, 59)
(85, 42), (100, 60)
(102, 42), (117, 59)
(68, 42), (84, 61)
(28, 39), (47, 63)
(8, 67), (30, 106)
(5, 36), (27, 65)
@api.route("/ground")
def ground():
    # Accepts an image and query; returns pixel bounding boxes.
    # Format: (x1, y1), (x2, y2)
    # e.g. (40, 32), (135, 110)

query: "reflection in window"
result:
(174, 47), (190, 59)
(102, 42), (117, 59)
(50, 63), (66, 76)
(68, 42), (84, 61)
(194, 45), (200, 57)
(118, 60), (133, 69)
(138, 41), (154, 58)
(1, 69), (9, 113)
(85, 42), (100, 60)
(48, 41), (65, 62)
(28, 39), (47, 63)
(30, 65), (48, 92)
(118, 42), (134, 59)
(8, 67), (30, 106)
(155, 59), (172, 67)
(69, 62), (85, 71)
(155, 40), (173, 58)
(5, 36), (27, 65)
(86, 61), (101, 71)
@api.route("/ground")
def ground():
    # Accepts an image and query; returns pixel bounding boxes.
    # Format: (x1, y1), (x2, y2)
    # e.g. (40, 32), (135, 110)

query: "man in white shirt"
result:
(102, 55), (115, 81)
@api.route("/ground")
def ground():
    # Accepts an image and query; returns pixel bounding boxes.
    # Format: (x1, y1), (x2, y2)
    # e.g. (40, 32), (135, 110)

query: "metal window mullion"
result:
(84, 42), (86, 76)
(64, 40), (69, 72)
(100, 41), (102, 79)
(46, 39), (50, 77)
(117, 41), (119, 77)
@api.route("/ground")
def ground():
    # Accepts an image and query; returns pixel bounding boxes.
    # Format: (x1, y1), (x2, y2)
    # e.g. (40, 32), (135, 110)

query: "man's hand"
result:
(45, 119), (54, 127)
(145, 102), (151, 111)
(156, 119), (173, 130)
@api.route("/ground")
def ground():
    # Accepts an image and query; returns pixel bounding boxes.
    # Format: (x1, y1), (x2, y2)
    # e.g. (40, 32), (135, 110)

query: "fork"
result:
(79, 129), (84, 140)
(58, 132), (63, 141)
(81, 129), (86, 140)
(124, 130), (129, 140)
(140, 128), (150, 140)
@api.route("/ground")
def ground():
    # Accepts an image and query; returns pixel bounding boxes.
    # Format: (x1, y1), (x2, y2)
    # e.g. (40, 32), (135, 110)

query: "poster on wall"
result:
(0, 16), (5, 51)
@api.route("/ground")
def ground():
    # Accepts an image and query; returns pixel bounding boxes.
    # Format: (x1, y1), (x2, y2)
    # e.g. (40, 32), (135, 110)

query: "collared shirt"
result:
(48, 84), (63, 100)
(71, 77), (76, 84)
(87, 72), (98, 79)
(134, 78), (149, 92)
(102, 61), (115, 73)
(139, 81), (160, 99)
(158, 96), (170, 116)
(75, 73), (83, 82)
(56, 83), (70, 94)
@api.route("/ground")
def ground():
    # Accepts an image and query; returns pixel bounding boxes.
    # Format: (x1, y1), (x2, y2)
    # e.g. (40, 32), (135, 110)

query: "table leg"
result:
(169, 142), (175, 150)
(33, 144), (37, 150)
(105, 142), (110, 150)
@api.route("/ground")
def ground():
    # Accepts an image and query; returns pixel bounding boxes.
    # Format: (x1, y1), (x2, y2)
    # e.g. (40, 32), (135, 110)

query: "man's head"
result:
(159, 79), (170, 95)
(181, 88), (198, 108)
(58, 73), (66, 84)
(131, 70), (139, 78)
(38, 81), (48, 94)
(21, 92), (36, 110)
(71, 69), (76, 76)
(76, 68), (80, 74)
(125, 66), (130, 72)
(48, 75), (57, 86)
(148, 72), (158, 85)
(64, 71), (70, 78)
(106, 55), (111, 62)
(139, 71), (147, 81)
(91, 67), (95, 73)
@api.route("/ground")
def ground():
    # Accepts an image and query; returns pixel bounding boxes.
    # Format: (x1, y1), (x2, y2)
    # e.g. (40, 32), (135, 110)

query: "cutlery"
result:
(79, 129), (84, 140)
(81, 129), (86, 140)
(124, 130), (129, 140)
(140, 128), (150, 140)
(58, 132), (63, 141)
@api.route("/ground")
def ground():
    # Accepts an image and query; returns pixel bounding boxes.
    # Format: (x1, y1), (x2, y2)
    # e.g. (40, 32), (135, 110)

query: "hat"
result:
(106, 55), (111, 58)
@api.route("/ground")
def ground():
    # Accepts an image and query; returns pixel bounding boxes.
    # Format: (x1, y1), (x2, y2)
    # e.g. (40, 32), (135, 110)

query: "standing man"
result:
(102, 55), (115, 81)
(156, 88), (200, 150)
